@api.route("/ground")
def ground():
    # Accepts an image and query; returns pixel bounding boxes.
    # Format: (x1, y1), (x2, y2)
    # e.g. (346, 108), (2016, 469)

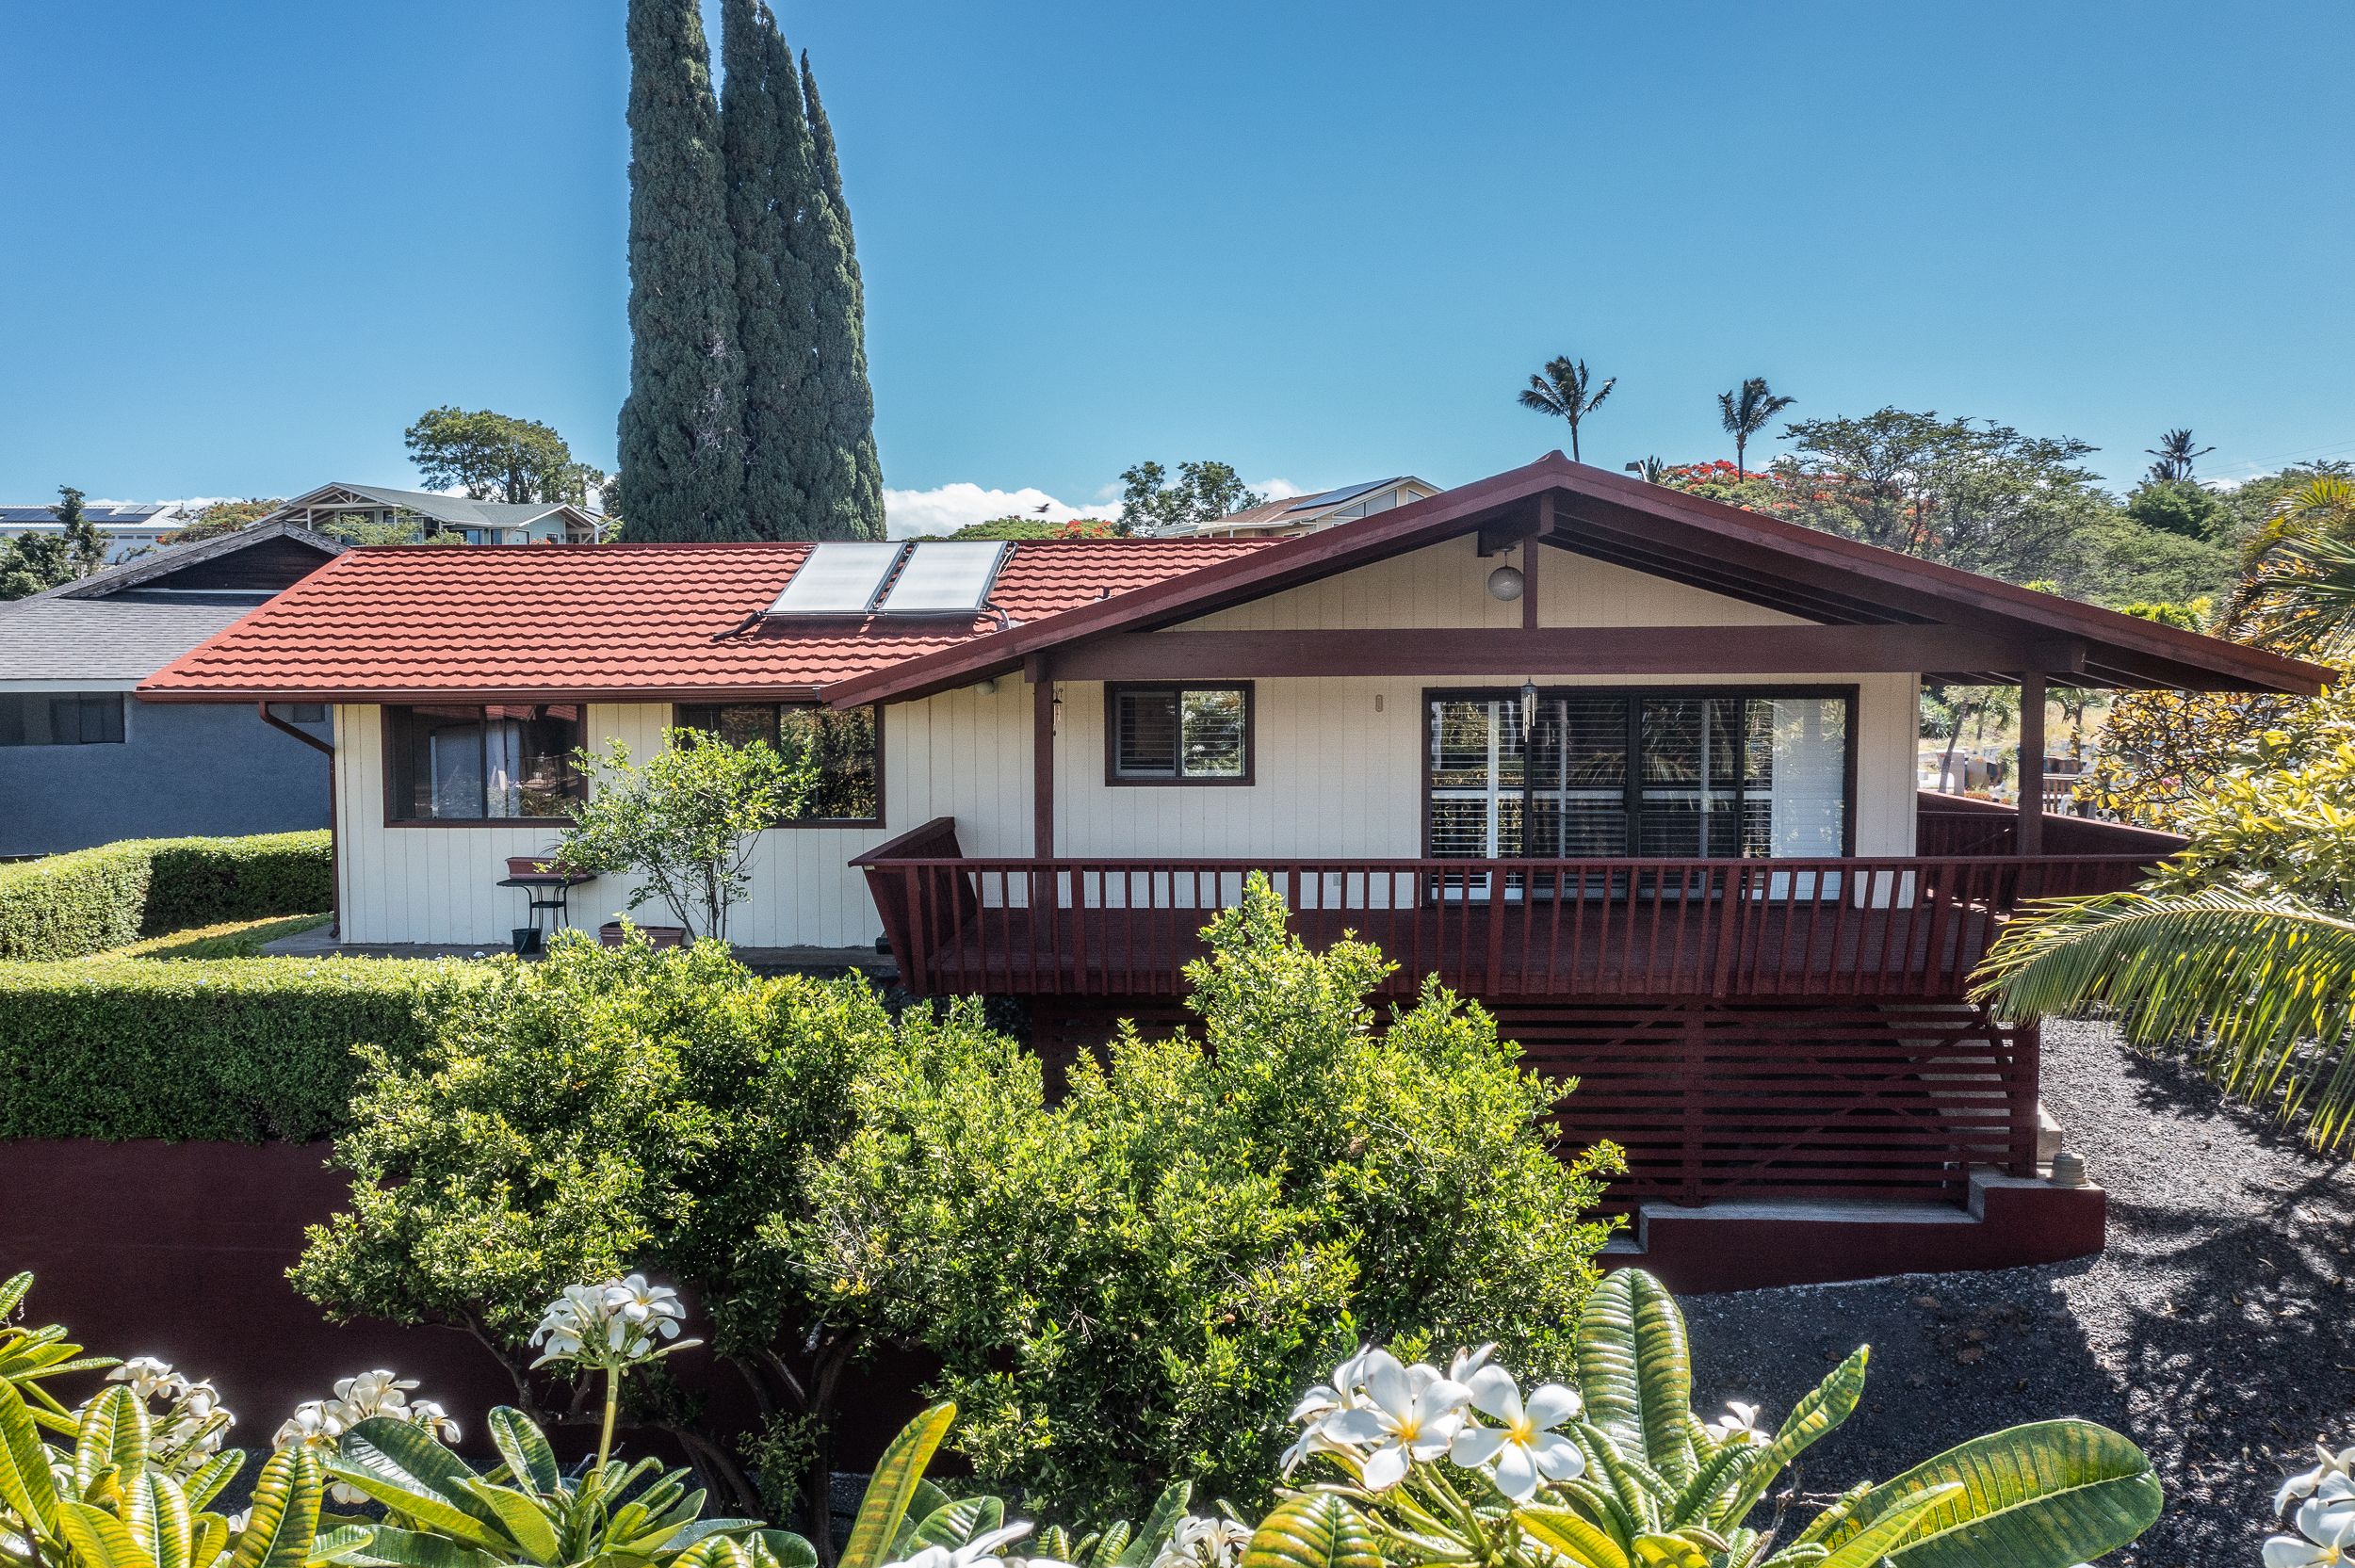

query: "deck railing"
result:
(858, 821), (2156, 1002)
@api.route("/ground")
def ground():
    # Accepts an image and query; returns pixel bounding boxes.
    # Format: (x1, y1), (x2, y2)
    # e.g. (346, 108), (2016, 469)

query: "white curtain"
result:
(483, 719), (526, 817)
(1764, 698), (1845, 854)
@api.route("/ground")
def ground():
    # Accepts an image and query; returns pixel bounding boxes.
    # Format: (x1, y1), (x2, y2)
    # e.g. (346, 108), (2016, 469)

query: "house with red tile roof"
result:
(141, 455), (2331, 1287)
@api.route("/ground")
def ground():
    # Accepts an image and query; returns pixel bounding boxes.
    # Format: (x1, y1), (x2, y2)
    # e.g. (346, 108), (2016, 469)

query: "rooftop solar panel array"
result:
(765, 540), (1012, 619)
(765, 542), (902, 616)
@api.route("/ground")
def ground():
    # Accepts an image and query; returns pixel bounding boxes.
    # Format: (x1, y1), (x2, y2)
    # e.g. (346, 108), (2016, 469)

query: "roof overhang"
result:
(819, 453), (2333, 707)
(136, 683), (828, 706)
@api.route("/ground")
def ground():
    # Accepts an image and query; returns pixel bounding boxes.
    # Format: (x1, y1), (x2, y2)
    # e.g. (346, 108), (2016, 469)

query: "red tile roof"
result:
(138, 538), (1268, 702)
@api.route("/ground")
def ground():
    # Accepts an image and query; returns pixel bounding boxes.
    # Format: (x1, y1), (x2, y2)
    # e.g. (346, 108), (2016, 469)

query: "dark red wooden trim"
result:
(817, 456), (2330, 708)
(2016, 671), (2046, 857)
(1524, 494), (1547, 632)
(1051, 625), (2083, 681)
(1102, 681), (1258, 786)
(1032, 671), (1055, 857)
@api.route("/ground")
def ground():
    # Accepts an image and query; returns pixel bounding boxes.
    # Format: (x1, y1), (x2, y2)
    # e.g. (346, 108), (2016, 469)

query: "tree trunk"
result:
(1736, 432), (1746, 480)
(1938, 702), (1971, 792)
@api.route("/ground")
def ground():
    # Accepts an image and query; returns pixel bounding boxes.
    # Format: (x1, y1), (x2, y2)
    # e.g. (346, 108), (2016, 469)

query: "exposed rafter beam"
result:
(1051, 626), (2087, 681)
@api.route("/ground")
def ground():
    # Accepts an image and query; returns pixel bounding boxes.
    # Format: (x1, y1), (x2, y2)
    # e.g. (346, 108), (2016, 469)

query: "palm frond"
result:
(1581, 374), (1616, 415)
(1974, 889), (2355, 1149)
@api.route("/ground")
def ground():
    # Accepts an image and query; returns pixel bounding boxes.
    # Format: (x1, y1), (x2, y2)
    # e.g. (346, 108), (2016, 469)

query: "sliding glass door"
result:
(1425, 688), (1852, 885)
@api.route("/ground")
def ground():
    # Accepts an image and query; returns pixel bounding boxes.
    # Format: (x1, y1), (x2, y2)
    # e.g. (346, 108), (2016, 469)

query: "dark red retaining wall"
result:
(0, 1140), (517, 1424)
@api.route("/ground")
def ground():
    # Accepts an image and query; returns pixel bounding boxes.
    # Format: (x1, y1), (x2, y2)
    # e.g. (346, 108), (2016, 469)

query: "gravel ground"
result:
(1681, 1020), (2355, 1565)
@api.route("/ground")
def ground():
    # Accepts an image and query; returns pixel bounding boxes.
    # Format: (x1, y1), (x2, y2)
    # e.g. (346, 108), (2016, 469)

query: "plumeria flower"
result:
(407, 1398), (462, 1443)
(1445, 1344), (1499, 1385)
(1289, 1346), (1375, 1425)
(272, 1399), (342, 1453)
(531, 1276), (701, 1370)
(107, 1357), (187, 1402)
(1448, 1365), (1585, 1502)
(1704, 1400), (1765, 1447)
(2282, 1444), (2355, 1514)
(332, 1370), (418, 1419)
(2266, 1485), (2355, 1568)
(885, 1523), (1039, 1568)
(1320, 1350), (1472, 1491)
(1151, 1513), (1251, 1568)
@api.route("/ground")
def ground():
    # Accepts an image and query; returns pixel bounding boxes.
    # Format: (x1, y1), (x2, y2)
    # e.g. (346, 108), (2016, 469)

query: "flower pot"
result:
(512, 928), (543, 956)
(599, 923), (687, 950)
(508, 855), (574, 879)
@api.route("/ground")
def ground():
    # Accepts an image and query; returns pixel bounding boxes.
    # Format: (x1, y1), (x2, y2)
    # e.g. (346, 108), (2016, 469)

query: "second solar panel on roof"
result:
(766, 542), (903, 615)
(876, 541), (1009, 614)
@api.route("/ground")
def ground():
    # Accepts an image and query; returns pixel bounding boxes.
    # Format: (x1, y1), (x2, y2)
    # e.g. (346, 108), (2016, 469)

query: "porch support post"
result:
(2017, 671), (2045, 856)
(1028, 654), (1055, 858)
(1524, 494), (1548, 631)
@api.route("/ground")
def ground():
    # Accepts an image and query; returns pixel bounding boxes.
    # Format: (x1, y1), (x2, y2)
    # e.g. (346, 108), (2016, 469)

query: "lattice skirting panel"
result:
(1028, 997), (2038, 1211)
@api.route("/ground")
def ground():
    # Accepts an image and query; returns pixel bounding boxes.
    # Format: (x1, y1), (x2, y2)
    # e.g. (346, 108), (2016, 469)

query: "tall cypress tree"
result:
(723, 0), (818, 540)
(795, 52), (886, 541)
(616, 0), (746, 541)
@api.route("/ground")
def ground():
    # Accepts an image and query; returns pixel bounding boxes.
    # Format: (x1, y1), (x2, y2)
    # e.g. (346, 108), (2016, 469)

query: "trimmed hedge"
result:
(0, 832), (333, 961)
(0, 956), (481, 1141)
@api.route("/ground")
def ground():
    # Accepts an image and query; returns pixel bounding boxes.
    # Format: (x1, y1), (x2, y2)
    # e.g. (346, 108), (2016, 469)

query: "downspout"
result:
(258, 703), (339, 939)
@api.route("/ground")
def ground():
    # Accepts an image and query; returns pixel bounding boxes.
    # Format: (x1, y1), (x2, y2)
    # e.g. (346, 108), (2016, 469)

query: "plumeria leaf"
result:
(1837, 1420), (2163, 1568)
(1576, 1270), (1697, 1486)
(1514, 1505), (1631, 1568)
(908, 1496), (1005, 1551)
(1720, 1349), (1869, 1528)
(74, 1386), (151, 1496)
(1814, 1482), (1959, 1568)
(1630, 1535), (1710, 1568)
(839, 1403), (956, 1568)
(750, 1528), (820, 1568)
(182, 1452), (245, 1512)
(455, 1479), (562, 1562)
(1668, 1442), (1762, 1529)
(486, 1410), (560, 1496)
(147, 1473), (196, 1568)
(0, 1376), (62, 1539)
(889, 1481), (957, 1557)
(59, 1498), (152, 1568)
(1237, 1493), (1381, 1568)
(1117, 1484), (1193, 1568)
(227, 1448), (322, 1568)
(1791, 1482), (1874, 1547)
(315, 1525), (504, 1568)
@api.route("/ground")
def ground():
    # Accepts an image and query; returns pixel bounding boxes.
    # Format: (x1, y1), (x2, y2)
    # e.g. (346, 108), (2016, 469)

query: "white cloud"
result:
(1255, 477), (1307, 500)
(882, 482), (1113, 540)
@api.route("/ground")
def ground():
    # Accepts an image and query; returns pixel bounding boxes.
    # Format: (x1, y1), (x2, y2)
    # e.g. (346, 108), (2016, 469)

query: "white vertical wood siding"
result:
(333, 539), (1922, 944)
(335, 683), (1030, 948)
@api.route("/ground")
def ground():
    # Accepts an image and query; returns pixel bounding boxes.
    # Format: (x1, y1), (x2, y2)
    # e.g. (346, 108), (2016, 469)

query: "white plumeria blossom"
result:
(1317, 1350), (1472, 1491)
(2266, 1480), (2355, 1568)
(1704, 1400), (1765, 1447)
(2282, 1444), (2355, 1514)
(107, 1357), (187, 1402)
(884, 1522), (1037, 1568)
(1151, 1513), (1250, 1568)
(274, 1370), (460, 1502)
(1447, 1365), (1585, 1501)
(531, 1275), (700, 1370)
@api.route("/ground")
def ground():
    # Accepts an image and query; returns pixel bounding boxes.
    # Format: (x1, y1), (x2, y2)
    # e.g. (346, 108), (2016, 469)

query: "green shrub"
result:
(0, 831), (333, 960)
(0, 955), (477, 1141)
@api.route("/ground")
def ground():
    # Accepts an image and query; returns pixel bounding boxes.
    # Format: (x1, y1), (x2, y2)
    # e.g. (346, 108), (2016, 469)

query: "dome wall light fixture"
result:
(1486, 563), (1525, 602)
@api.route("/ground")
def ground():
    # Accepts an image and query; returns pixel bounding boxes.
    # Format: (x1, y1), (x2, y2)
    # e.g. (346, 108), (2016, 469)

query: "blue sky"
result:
(8, 1), (2354, 529)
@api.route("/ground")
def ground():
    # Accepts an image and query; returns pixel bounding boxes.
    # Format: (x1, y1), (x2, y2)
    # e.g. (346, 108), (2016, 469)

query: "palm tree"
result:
(1715, 377), (1795, 478)
(1518, 356), (1616, 463)
(1625, 456), (1670, 484)
(1974, 889), (2355, 1151)
(2144, 428), (2215, 484)
(2226, 475), (2355, 653)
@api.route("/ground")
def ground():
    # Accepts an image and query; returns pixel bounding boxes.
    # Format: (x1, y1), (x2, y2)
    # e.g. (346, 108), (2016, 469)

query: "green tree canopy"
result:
(163, 498), (282, 545)
(1117, 461), (1263, 535)
(405, 408), (601, 506)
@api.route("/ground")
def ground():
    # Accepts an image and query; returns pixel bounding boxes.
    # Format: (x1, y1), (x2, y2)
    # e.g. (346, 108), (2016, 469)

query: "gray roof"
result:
(278, 483), (592, 528)
(0, 597), (258, 682)
(31, 519), (344, 602)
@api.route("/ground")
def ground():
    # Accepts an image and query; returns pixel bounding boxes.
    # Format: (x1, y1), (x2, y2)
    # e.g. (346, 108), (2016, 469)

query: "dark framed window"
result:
(1107, 684), (1253, 784)
(384, 703), (584, 823)
(1425, 686), (1854, 860)
(0, 693), (124, 747)
(674, 703), (882, 825)
(268, 702), (326, 724)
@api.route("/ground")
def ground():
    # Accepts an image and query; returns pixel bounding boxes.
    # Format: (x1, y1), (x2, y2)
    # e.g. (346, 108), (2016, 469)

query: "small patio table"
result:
(495, 870), (596, 954)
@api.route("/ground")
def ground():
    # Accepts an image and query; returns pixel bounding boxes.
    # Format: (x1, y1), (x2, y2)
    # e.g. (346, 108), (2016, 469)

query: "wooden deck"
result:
(859, 824), (2159, 1004)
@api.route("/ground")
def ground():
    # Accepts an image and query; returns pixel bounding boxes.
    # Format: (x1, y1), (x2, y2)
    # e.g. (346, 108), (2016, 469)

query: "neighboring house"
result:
(258, 483), (602, 545)
(0, 521), (344, 856)
(140, 456), (2329, 1287)
(1176, 476), (1441, 538)
(0, 502), (185, 564)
